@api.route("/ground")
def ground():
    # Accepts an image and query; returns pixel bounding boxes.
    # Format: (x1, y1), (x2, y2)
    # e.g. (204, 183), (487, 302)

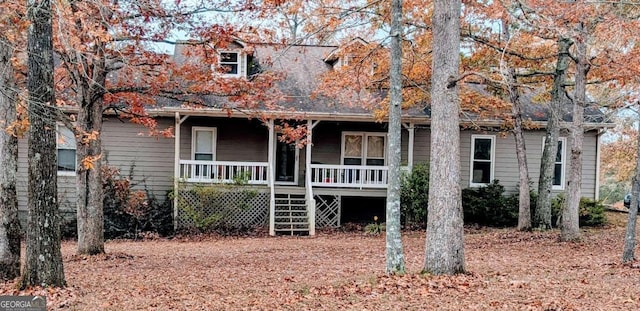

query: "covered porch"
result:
(171, 113), (419, 235)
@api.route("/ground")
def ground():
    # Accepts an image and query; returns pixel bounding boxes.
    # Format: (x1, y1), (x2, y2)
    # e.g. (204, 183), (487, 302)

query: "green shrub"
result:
(462, 180), (519, 227)
(550, 193), (606, 227)
(364, 216), (386, 234)
(579, 197), (606, 226)
(400, 163), (429, 228)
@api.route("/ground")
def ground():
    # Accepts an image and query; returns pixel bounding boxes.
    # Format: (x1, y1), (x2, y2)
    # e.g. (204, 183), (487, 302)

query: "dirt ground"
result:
(3, 211), (640, 310)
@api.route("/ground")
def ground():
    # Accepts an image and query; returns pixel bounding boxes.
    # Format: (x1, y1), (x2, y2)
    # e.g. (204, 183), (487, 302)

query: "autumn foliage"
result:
(602, 119), (638, 184)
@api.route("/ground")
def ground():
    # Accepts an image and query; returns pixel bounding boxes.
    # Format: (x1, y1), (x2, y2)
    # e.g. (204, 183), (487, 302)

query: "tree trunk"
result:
(501, 20), (531, 231)
(71, 1), (107, 255)
(510, 69), (531, 231)
(20, 0), (66, 288)
(622, 112), (640, 262)
(0, 35), (21, 280)
(561, 28), (589, 242)
(385, 0), (405, 275)
(424, 0), (465, 275)
(76, 95), (105, 255)
(535, 37), (572, 229)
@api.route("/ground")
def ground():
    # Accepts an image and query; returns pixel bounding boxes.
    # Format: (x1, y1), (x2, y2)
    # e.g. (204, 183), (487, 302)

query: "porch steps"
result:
(274, 193), (309, 235)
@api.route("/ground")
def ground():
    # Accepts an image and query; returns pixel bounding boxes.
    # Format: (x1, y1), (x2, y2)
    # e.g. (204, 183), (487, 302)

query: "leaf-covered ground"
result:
(3, 216), (640, 310)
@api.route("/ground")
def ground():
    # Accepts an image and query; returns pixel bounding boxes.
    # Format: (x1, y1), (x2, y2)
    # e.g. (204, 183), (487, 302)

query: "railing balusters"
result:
(308, 164), (394, 188)
(178, 161), (402, 188)
(178, 160), (269, 185)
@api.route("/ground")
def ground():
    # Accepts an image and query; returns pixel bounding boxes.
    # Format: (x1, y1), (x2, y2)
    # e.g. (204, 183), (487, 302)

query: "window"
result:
(192, 127), (216, 161)
(541, 137), (566, 190)
(552, 137), (566, 189)
(57, 125), (76, 175)
(470, 135), (495, 186)
(339, 55), (353, 68)
(341, 132), (386, 166)
(219, 51), (241, 76)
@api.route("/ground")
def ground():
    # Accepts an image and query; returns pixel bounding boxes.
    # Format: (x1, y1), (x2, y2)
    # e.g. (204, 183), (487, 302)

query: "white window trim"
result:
(191, 127), (217, 161)
(217, 50), (246, 78)
(339, 55), (353, 68)
(56, 124), (76, 177)
(469, 134), (495, 187)
(542, 136), (567, 190)
(340, 131), (387, 166)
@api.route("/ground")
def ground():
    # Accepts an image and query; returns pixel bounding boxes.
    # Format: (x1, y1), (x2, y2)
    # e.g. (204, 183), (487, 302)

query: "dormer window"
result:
(219, 51), (242, 77)
(339, 55), (353, 68)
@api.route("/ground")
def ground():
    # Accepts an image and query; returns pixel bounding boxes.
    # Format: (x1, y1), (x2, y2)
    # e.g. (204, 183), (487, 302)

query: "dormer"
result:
(214, 39), (255, 78)
(324, 37), (369, 69)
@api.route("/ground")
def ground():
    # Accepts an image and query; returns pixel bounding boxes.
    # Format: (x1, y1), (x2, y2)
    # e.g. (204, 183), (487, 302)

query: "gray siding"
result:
(17, 139), (77, 219)
(459, 130), (599, 199)
(101, 117), (175, 200)
(16, 115), (601, 224)
(179, 117), (268, 162)
(411, 127), (431, 164)
(17, 118), (176, 216)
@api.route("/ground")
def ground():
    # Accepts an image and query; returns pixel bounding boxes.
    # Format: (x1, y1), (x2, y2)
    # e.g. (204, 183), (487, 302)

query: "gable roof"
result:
(148, 41), (612, 128)
(323, 37), (370, 63)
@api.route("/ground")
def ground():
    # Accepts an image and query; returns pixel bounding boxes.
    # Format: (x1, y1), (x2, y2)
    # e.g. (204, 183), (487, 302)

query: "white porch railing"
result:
(179, 160), (269, 184)
(310, 164), (389, 188)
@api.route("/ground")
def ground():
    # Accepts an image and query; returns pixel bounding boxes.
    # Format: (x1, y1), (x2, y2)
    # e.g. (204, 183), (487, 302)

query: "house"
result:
(15, 39), (613, 236)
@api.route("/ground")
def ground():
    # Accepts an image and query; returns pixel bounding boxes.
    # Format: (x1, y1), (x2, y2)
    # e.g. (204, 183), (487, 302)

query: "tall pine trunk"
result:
(0, 35), (21, 280)
(510, 69), (532, 231)
(385, 0), (405, 275)
(535, 37), (571, 229)
(501, 20), (532, 231)
(424, 0), (465, 275)
(561, 28), (588, 242)
(20, 0), (66, 288)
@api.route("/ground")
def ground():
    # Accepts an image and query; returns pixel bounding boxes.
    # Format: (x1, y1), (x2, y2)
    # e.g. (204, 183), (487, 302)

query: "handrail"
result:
(309, 164), (389, 188)
(178, 160), (269, 184)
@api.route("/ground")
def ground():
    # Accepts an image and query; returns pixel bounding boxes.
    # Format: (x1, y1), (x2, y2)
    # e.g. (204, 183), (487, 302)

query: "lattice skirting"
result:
(176, 184), (269, 230)
(315, 194), (340, 228)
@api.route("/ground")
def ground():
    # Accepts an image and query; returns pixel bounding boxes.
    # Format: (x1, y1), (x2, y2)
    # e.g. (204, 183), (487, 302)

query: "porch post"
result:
(595, 129), (603, 200)
(306, 120), (312, 184)
(173, 113), (189, 231)
(306, 119), (316, 236)
(173, 112), (181, 231)
(268, 119), (276, 236)
(403, 123), (415, 170)
(408, 122), (415, 170)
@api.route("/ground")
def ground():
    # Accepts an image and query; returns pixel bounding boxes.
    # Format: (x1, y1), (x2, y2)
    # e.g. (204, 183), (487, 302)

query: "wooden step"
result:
(275, 224), (308, 228)
(275, 221), (309, 226)
(275, 202), (306, 206)
(275, 202), (307, 207)
(273, 192), (310, 235)
(274, 211), (307, 215)
(274, 228), (310, 232)
(275, 207), (307, 211)
(275, 215), (307, 220)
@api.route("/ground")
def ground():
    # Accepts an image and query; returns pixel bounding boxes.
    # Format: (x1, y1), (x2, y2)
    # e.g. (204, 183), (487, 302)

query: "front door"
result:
(275, 138), (298, 184)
